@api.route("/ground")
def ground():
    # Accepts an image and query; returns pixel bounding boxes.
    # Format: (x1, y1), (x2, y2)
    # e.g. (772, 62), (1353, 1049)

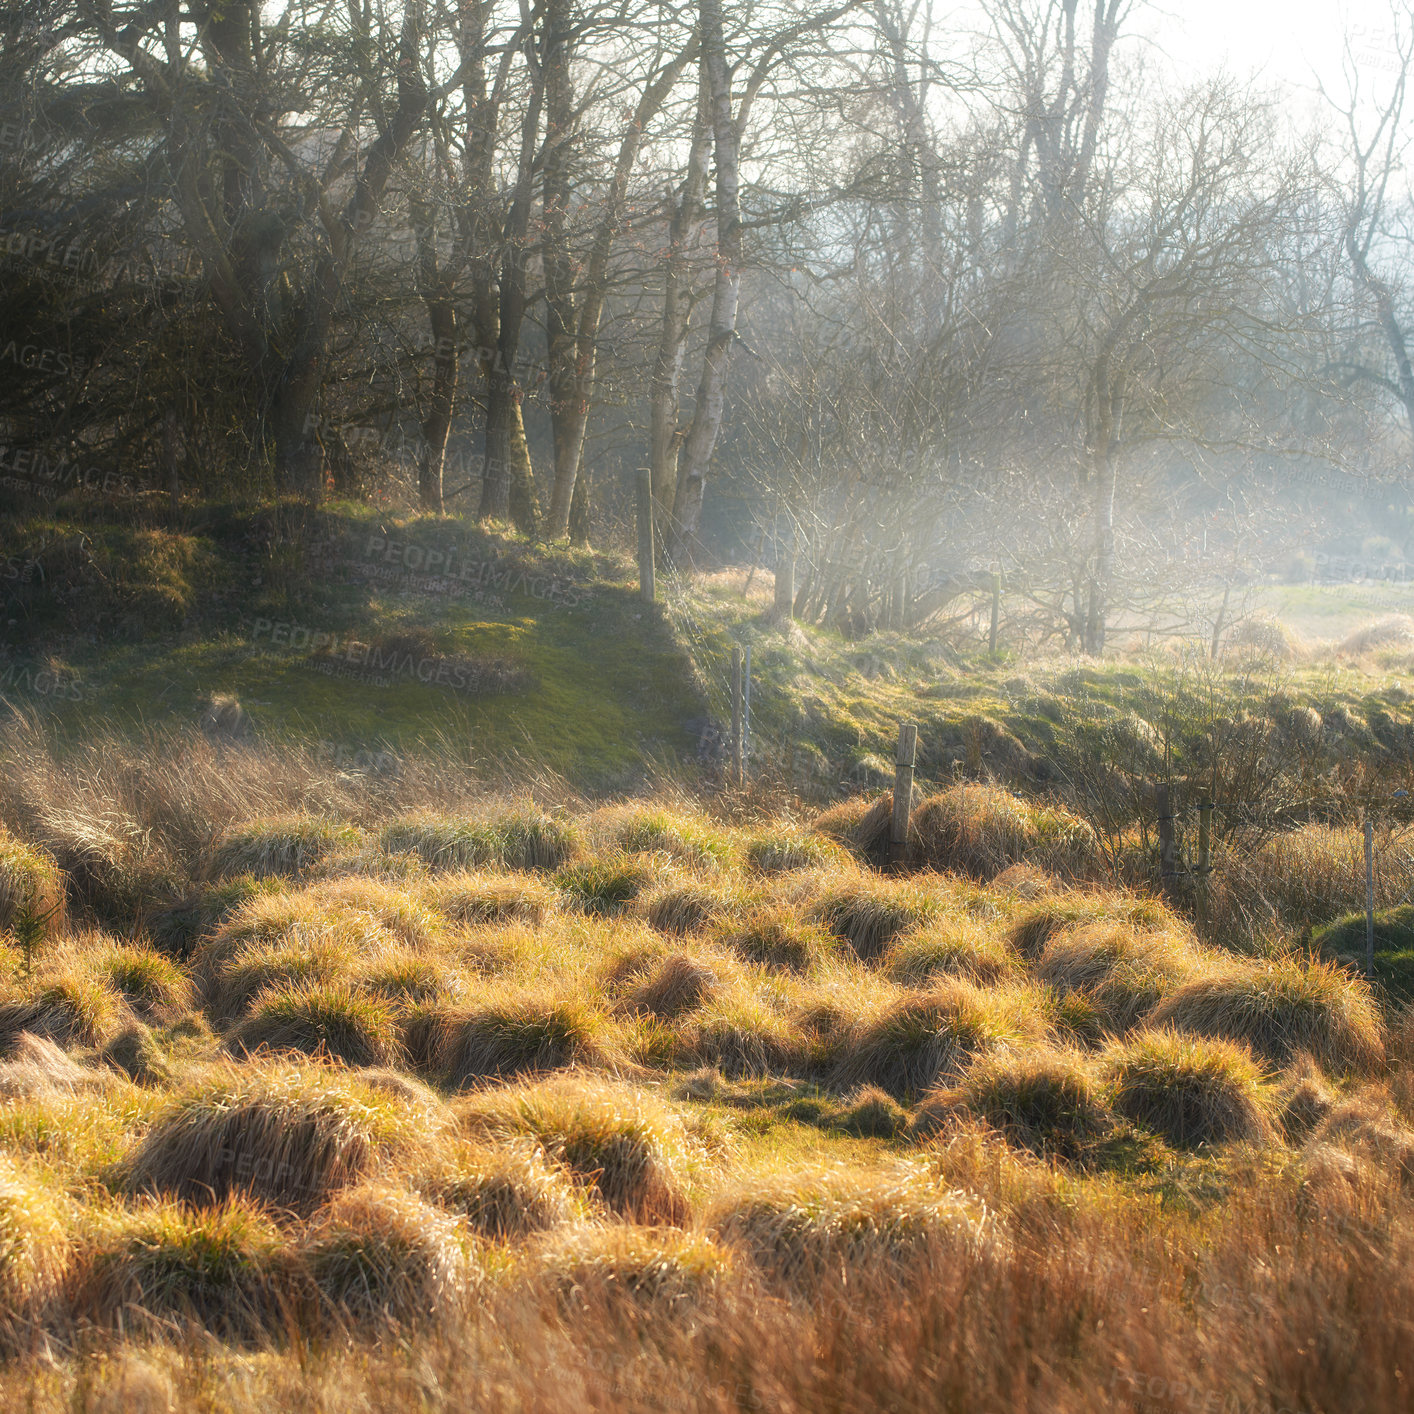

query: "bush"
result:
(81, 1198), (285, 1342)
(1150, 954), (1385, 1075)
(126, 1061), (438, 1213)
(1102, 1028), (1274, 1148)
(909, 784), (1100, 881)
(233, 980), (404, 1068)
(833, 979), (1043, 1099)
(921, 1048), (1113, 1159)
(302, 1185), (477, 1328)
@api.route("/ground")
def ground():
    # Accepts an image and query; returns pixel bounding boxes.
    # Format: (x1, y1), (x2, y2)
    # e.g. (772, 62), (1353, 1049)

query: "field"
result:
(0, 714), (1411, 1413)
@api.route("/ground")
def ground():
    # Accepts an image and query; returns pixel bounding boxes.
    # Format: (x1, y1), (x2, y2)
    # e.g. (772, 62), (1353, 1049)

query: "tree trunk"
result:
(669, 0), (743, 560)
(413, 198), (457, 514)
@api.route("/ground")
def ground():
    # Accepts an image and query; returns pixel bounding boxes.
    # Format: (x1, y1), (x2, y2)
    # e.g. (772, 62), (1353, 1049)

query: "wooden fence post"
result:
(1157, 782), (1176, 886)
(731, 645), (743, 788)
(891, 722), (918, 866)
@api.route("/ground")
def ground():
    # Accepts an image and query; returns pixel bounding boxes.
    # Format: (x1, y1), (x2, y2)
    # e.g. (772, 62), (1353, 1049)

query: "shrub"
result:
(1102, 1028), (1274, 1148)
(1034, 921), (1200, 1034)
(233, 980), (404, 1068)
(921, 1048), (1113, 1159)
(909, 784), (1099, 881)
(302, 1185), (477, 1328)
(0, 1156), (69, 1350)
(459, 1075), (699, 1225)
(429, 1143), (584, 1240)
(81, 1198), (285, 1342)
(211, 816), (365, 880)
(717, 906), (836, 974)
(431, 994), (611, 1087)
(710, 1165), (989, 1289)
(882, 917), (1016, 987)
(126, 1061), (438, 1213)
(833, 979), (1043, 1099)
(555, 857), (657, 916)
(812, 877), (941, 962)
(425, 870), (556, 927)
(1150, 954), (1385, 1075)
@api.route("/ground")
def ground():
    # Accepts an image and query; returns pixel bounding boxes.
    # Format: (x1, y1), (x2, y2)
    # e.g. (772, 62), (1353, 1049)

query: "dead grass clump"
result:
(381, 811), (581, 872)
(233, 981), (404, 1068)
(1150, 954), (1385, 1075)
(428, 1143), (585, 1240)
(833, 979), (1043, 1099)
(0, 1156), (69, 1350)
(1313, 1091), (1414, 1184)
(1034, 920), (1201, 1034)
(358, 950), (465, 1007)
(1226, 613), (1305, 661)
(1275, 1053), (1337, 1140)
(645, 881), (733, 935)
(458, 1075), (699, 1225)
(80, 1198), (285, 1342)
(301, 1184), (477, 1328)
(710, 1165), (989, 1290)
(909, 784), (1100, 881)
(126, 1060), (438, 1213)
(0, 834), (64, 940)
(529, 1224), (731, 1313)
(97, 943), (193, 1022)
(101, 1023), (172, 1087)
(685, 993), (810, 1079)
(882, 917), (1017, 987)
(1339, 613), (1414, 656)
(211, 816), (365, 880)
(834, 1085), (909, 1139)
(1102, 1028), (1274, 1148)
(202, 937), (357, 1027)
(716, 905), (837, 974)
(596, 805), (735, 869)
(812, 876), (942, 962)
(555, 856), (659, 916)
(424, 870), (556, 927)
(0, 968), (125, 1051)
(1008, 890), (1182, 961)
(812, 795), (893, 864)
(630, 953), (722, 1020)
(432, 994), (612, 1087)
(745, 830), (848, 874)
(920, 1048), (1113, 1159)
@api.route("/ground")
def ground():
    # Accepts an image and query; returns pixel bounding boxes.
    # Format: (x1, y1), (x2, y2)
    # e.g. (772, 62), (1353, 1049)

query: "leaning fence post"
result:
(636, 466), (655, 604)
(731, 645), (744, 788)
(891, 723), (918, 866)
(1365, 817), (1376, 979)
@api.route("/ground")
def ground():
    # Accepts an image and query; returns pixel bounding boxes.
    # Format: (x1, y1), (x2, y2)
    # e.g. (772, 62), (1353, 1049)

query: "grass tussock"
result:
(457, 1075), (700, 1225)
(529, 1224), (731, 1312)
(126, 1060), (440, 1213)
(233, 980), (405, 1068)
(1102, 1028), (1274, 1148)
(1007, 890), (1182, 960)
(919, 1047), (1113, 1159)
(101, 1023), (172, 1087)
(882, 916), (1017, 987)
(812, 795), (893, 864)
(709, 1165), (990, 1289)
(211, 816), (365, 880)
(1151, 954), (1385, 1075)
(97, 943), (193, 1021)
(645, 880), (736, 935)
(0, 968), (125, 1051)
(629, 953), (722, 1020)
(301, 1184), (477, 1329)
(716, 905), (837, 974)
(0, 834), (65, 941)
(430, 993), (614, 1087)
(555, 856), (659, 917)
(0, 1157), (69, 1349)
(909, 784), (1100, 881)
(833, 979), (1043, 1099)
(594, 805), (736, 869)
(427, 1142), (586, 1240)
(811, 876), (942, 962)
(381, 810), (581, 873)
(423, 870), (556, 927)
(745, 830), (848, 874)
